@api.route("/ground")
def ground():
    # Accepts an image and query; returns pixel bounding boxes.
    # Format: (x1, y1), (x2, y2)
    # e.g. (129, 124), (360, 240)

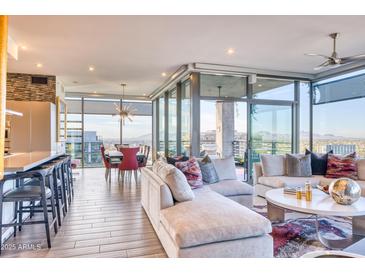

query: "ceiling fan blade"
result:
(305, 53), (331, 59)
(314, 60), (332, 70)
(341, 54), (365, 63)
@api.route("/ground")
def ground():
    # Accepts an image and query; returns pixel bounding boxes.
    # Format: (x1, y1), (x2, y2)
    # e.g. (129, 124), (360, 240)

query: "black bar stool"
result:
(0, 166), (58, 255)
(28, 159), (67, 226)
(57, 155), (74, 205)
(64, 155), (74, 202)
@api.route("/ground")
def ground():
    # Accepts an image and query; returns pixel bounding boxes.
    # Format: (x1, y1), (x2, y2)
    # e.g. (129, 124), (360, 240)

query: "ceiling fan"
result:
(305, 33), (365, 70)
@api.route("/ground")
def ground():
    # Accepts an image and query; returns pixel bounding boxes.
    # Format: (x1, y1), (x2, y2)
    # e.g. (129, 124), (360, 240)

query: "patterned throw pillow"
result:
(326, 152), (358, 180)
(175, 158), (203, 189)
(198, 156), (219, 184)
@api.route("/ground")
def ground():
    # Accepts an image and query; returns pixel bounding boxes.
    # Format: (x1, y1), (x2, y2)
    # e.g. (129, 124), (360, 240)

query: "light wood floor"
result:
(1, 168), (167, 258)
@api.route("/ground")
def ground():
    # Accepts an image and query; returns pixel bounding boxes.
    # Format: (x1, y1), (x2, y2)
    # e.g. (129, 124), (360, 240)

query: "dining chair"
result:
(101, 144), (119, 181)
(118, 147), (140, 183)
(138, 145), (150, 170)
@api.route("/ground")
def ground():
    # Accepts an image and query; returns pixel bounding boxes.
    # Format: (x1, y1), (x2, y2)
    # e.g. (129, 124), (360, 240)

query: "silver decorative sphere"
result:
(329, 178), (361, 205)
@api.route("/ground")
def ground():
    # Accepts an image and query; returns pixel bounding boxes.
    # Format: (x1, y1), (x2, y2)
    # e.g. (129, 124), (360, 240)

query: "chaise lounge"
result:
(141, 159), (273, 258)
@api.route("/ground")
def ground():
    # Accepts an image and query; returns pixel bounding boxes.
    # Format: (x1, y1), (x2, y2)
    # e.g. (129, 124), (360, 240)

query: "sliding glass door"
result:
(249, 103), (293, 174)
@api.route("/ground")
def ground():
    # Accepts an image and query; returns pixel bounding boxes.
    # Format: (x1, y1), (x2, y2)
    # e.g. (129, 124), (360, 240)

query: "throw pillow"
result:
(326, 152), (358, 180)
(198, 156), (219, 184)
(211, 156), (237, 180)
(175, 158), (204, 189)
(154, 160), (195, 202)
(166, 155), (189, 165)
(286, 154), (312, 177)
(305, 149), (333, 175)
(260, 154), (286, 176)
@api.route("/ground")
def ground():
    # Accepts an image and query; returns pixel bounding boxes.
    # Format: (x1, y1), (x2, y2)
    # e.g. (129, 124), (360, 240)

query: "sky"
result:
(83, 115), (151, 139)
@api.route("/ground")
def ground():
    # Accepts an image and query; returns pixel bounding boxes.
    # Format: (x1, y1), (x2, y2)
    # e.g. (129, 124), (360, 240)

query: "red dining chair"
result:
(118, 147), (140, 183)
(101, 145), (119, 181)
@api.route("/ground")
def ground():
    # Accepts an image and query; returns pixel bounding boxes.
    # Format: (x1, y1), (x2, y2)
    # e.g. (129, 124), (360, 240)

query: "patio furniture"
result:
(118, 147), (140, 183)
(265, 188), (365, 250)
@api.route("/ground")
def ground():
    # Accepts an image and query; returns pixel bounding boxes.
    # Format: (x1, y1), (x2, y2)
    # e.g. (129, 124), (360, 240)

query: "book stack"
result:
(283, 187), (305, 195)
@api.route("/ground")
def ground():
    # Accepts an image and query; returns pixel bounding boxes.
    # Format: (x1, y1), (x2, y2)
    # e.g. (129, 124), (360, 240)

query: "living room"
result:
(1, 0), (365, 273)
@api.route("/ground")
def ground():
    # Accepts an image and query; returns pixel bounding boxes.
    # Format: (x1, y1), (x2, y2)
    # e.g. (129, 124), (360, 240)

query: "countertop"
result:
(4, 151), (65, 173)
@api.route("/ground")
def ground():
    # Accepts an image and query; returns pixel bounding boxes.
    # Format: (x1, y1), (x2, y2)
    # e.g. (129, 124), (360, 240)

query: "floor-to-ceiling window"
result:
(168, 89), (177, 156)
(200, 100), (217, 155)
(65, 97), (152, 167)
(65, 97), (83, 164)
(158, 95), (165, 156)
(252, 77), (294, 100)
(83, 98), (120, 167)
(312, 70), (365, 157)
(234, 102), (248, 181)
(181, 81), (191, 156)
(299, 81), (311, 153)
(152, 71), (313, 184)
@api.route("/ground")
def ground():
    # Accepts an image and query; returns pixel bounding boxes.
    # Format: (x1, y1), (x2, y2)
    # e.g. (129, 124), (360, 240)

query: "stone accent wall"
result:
(6, 73), (56, 103)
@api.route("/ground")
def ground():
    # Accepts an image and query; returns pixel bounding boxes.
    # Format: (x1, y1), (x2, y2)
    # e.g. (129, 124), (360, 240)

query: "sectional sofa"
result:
(141, 160), (273, 258)
(253, 157), (365, 198)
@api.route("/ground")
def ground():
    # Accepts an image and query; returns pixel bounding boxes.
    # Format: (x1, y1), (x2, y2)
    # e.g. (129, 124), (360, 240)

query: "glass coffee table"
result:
(265, 188), (365, 250)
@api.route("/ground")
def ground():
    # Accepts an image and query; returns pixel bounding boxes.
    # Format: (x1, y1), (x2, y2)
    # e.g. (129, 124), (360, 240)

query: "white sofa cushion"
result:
(160, 190), (271, 248)
(258, 176), (320, 188)
(152, 160), (194, 202)
(211, 156), (237, 180)
(207, 180), (253, 196)
(260, 154), (286, 176)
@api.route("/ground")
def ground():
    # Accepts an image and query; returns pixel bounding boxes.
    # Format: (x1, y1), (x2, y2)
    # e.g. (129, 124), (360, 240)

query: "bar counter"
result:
(4, 151), (65, 173)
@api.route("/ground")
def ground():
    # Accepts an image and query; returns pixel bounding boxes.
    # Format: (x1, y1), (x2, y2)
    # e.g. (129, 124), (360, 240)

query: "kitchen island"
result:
(4, 151), (65, 173)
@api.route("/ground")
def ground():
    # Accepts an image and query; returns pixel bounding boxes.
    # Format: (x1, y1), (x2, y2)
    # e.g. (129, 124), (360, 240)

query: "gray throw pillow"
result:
(198, 159), (219, 184)
(211, 156), (237, 180)
(286, 154), (312, 177)
(260, 154), (286, 176)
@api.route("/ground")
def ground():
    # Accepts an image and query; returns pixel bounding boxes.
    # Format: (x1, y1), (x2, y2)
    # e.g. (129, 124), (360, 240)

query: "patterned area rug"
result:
(254, 205), (352, 258)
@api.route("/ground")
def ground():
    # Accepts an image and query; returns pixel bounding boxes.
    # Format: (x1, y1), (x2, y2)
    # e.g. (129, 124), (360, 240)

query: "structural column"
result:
(0, 16), (8, 180)
(216, 101), (235, 158)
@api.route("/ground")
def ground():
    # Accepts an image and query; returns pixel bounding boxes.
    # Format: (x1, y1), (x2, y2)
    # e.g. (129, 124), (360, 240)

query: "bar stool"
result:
(28, 159), (67, 226)
(0, 166), (58, 255)
(60, 155), (74, 204)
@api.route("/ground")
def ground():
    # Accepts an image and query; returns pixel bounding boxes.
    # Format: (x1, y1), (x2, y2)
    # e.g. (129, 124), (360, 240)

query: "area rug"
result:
(253, 205), (352, 258)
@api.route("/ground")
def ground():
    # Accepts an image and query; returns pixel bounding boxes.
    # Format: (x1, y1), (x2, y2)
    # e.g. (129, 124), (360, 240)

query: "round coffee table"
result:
(265, 188), (365, 250)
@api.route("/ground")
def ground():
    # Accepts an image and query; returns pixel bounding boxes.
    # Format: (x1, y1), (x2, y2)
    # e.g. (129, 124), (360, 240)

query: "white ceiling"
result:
(7, 15), (365, 96)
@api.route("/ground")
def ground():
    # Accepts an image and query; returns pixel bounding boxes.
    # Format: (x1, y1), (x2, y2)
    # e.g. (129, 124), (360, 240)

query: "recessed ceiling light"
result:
(93, 91), (97, 94)
(227, 48), (235, 55)
(89, 66), (95, 71)
(36, 63), (43, 68)
(161, 72), (167, 77)
(20, 45), (27, 50)
(143, 93), (146, 96)
(258, 84), (263, 87)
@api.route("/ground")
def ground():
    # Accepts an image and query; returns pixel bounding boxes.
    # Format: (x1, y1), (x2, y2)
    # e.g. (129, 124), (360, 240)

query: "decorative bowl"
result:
(317, 184), (329, 194)
(329, 178), (361, 205)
